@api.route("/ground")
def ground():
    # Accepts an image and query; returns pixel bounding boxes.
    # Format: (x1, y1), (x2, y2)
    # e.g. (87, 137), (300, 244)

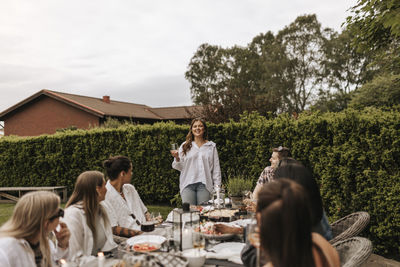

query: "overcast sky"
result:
(0, 0), (357, 114)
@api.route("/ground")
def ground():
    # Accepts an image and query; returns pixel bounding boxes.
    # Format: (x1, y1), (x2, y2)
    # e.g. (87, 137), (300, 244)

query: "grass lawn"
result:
(0, 203), (173, 226)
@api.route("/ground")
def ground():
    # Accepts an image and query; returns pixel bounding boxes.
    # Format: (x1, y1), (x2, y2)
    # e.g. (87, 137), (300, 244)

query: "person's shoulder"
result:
(205, 141), (216, 147)
(123, 183), (137, 192)
(65, 204), (84, 216)
(0, 236), (18, 246)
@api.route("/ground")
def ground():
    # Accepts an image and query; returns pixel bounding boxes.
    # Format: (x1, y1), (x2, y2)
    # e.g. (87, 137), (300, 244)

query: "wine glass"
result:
(192, 231), (205, 250)
(247, 222), (260, 266)
(170, 143), (178, 153)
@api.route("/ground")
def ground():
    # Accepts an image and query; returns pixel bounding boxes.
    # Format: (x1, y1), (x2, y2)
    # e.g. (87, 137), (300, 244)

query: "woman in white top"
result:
(63, 171), (117, 258)
(103, 155), (152, 237)
(171, 118), (221, 205)
(0, 191), (70, 267)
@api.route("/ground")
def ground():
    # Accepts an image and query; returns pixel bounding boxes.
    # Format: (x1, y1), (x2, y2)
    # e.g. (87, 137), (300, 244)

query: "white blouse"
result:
(104, 181), (148, 231)
(62, 203), (117, 258)
(172, 141), (221, 194)
(0, 236), (68, 267)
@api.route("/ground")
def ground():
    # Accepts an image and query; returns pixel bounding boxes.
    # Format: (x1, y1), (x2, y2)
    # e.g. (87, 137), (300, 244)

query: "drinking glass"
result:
(192, 231), (205, 250)
(170, 143), (178, 152)
(247, 222), (260, 267)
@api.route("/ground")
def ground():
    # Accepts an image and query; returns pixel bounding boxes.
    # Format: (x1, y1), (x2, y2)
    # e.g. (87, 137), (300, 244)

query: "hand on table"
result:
(243, 198), (256, 212)
(214, 224), (243, 234)
(54, 222), (70, 249)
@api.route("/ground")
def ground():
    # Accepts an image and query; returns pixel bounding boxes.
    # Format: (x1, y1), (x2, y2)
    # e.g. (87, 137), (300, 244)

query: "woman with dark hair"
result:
(63, 171), (117, 258)
(0, 191), (69, 267)
(257, 179), (339, 267)
(171, 118), (221, 205)
(103, 155), (150, 237)
(273, 159), (331, 239)
(241, 160), (332, 267)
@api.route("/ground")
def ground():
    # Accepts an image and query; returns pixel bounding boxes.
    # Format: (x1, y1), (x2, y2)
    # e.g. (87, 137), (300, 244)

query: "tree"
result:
(185, 35), (287, 122)
(276, 14), (326, 113)
(346, 0), (400, 74)
(349, 73), (400, 109)
(312, 29), (375, 112)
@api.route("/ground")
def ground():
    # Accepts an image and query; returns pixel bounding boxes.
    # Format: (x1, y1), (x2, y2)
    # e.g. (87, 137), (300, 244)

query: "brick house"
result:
(0, 89), (202, 136)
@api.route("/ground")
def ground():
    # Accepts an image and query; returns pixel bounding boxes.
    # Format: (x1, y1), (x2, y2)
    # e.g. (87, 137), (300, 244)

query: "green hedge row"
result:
(0, 108), (399, 258)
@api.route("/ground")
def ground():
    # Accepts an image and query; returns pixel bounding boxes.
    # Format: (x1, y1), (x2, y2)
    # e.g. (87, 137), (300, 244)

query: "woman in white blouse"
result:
(171, 118), (221, 205)
(103, 155), (151, 237)
(63, 171), (116, 258)
(0, 191), (70, 267)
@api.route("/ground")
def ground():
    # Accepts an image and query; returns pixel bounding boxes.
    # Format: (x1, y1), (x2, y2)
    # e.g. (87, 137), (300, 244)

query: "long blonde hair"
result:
(66, 170), (109, 243)
(0, 191), (60, 267)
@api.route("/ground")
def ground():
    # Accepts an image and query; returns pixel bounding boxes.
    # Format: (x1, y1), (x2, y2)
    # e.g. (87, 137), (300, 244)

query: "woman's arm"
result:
(212, 145), (221, 186)
(112, 226), (142, 238)
(172, 143), (185, 171)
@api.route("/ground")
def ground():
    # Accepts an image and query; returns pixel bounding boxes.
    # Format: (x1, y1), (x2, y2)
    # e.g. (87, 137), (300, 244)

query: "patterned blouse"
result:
(257, 166), (275, 185)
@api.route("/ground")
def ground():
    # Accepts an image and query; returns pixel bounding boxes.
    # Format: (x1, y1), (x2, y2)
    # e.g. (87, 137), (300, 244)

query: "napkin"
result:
(205, 242), (245, 264)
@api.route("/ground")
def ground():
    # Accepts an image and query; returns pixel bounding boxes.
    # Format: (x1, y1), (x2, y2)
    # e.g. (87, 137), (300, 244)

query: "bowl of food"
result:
(126, 235), (166, 252)
(182, 248), (206, 267)
(140, 221), (156, 232)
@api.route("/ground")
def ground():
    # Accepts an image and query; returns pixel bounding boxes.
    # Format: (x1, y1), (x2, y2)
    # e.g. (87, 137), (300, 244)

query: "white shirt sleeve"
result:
(102, 201), (118, 227)
(172, 143), (185, 171)
(63, 206), (86, 258)
(212, 145), (222, 186)
(0, 249), (11, 267)
(50, 238), (69, 262)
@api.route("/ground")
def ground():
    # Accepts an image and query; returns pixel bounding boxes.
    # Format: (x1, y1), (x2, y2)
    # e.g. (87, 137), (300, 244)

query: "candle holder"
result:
(172, 202), (200, 251)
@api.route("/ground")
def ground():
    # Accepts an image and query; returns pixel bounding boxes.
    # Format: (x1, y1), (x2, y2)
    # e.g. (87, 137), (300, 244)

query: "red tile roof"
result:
(0, 89), (202, 120)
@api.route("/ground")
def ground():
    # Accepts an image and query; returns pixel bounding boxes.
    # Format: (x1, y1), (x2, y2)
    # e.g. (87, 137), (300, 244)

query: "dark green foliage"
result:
(0, 110), (399, 258)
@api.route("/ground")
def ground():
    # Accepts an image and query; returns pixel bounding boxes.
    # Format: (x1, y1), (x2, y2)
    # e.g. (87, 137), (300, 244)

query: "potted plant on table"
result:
(226, 176), (253, 209)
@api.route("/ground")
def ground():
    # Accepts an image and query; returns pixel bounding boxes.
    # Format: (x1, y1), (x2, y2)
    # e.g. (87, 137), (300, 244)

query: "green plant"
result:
(1, 110), (400, 258)
(225, 176), (254, 197)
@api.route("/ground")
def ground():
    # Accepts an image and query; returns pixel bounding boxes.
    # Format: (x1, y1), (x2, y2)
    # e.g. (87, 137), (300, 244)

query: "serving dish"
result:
(126, 235), (166, 252)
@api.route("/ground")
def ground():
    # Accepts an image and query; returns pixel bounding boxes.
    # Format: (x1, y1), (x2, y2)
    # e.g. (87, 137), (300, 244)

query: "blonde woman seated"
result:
(257, 179), (339, 267)
(63, 171), (117, 259)
(0, 191), (70, 267)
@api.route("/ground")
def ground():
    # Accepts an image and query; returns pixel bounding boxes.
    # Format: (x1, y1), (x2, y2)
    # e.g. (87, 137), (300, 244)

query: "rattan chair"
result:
(330, 211), (370, 244)
(333, 237), (373, 267)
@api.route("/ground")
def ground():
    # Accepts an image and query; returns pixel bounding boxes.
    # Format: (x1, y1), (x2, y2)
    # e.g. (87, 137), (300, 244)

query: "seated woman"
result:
(102, 156), (158, 237)
(0, 191), (70, 267)
(257, 179), (339, 267)
(63, 171), (117, 258)
(274, 158), (332, 240)
(241, 160), (333, 267)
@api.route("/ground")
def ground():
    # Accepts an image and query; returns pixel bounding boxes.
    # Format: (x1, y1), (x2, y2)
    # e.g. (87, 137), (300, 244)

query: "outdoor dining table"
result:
(78, 223), (247, 267)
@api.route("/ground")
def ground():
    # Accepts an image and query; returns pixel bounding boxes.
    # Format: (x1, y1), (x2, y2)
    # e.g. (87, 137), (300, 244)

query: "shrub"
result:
(0, 108), (399, 258)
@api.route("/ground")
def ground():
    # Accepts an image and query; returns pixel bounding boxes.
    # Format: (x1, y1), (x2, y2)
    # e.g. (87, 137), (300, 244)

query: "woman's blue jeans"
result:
(181, 182), (210, 205)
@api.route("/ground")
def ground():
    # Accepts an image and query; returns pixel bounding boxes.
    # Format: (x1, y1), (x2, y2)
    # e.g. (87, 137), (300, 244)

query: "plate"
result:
(126, 234), (166, 245)
(212, 242), (245, 254)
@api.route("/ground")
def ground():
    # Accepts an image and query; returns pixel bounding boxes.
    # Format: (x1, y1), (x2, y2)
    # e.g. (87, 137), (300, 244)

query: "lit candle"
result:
(216, 187), (221, 208)
(60, 259), (69, 267)
(182, 228), (193, 250)
(98, 252), (105, 267)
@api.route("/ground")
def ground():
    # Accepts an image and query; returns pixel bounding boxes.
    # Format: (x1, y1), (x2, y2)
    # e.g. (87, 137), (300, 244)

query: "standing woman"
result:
(0, 191), (70, 267)
(171, 118), (221, 205)
(63, 171), (117, 258)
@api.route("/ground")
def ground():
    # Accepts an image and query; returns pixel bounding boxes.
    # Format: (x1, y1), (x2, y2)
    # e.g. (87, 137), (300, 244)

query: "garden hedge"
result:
(0, 107), (399, 258)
